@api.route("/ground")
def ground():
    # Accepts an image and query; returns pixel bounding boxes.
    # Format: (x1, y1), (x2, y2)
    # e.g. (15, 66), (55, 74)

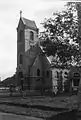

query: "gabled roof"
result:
(23, 45), (51, 75)
(22, 17), (37, 29)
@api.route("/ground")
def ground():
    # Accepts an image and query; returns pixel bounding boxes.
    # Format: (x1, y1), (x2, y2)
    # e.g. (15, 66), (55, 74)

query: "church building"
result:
(0, 12), (81, 95)
(16, 11), (52, 92)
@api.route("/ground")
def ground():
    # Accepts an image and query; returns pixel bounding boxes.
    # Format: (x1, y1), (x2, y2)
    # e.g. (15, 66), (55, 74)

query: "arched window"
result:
(37, 69), (40, 76)
(30, 31), (34, 40)
(19, 54), (23, 64)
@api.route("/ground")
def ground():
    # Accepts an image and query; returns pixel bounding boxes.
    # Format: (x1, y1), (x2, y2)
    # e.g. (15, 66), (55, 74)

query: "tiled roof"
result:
(22, 17), (37, 29)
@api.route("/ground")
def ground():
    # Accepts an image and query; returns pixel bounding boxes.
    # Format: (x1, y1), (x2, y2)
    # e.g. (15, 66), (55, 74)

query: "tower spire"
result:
(20, 10), (22, 18)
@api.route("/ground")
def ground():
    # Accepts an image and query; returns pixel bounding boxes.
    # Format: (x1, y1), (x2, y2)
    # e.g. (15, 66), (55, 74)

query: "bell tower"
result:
(17, 11), (39, 79)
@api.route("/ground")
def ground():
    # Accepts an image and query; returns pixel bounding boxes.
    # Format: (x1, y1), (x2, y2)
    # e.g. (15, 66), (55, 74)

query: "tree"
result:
(40, 2), (81, 67)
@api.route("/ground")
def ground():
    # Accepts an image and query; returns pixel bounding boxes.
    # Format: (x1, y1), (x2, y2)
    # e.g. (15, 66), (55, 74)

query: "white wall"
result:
(51, 68), (69, 87)
(62, 69), (69, 83)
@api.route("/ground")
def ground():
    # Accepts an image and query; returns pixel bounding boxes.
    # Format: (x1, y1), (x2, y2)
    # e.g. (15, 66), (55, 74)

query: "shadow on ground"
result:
(47, 110), (77, 120)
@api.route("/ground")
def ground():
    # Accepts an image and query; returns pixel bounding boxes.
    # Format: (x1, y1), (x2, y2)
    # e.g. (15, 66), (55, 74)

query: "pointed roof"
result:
(23, 45), (51, 75)
(17, 11), (38, 30)
(21, 17), (37, 30)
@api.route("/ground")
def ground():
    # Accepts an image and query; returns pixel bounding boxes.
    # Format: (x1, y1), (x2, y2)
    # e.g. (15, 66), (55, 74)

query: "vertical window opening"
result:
(30, 31), (34, 40)
(37, 69), (40, 76)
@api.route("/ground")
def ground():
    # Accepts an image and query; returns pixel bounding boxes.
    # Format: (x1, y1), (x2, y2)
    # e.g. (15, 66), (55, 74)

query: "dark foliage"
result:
(40, 2), (81, 66)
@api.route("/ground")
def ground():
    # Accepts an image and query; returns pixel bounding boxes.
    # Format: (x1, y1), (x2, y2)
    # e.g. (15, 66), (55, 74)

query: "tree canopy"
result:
(40, 2), (81, 67)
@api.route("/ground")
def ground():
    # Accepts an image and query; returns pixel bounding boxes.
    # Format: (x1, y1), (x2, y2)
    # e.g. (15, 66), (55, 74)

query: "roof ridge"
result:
(21, 17), (37, 29)
(22, 17), (34, 22)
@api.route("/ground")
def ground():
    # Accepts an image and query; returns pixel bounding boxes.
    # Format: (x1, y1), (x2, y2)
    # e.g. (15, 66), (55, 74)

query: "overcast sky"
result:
(0, 0), (71, 80)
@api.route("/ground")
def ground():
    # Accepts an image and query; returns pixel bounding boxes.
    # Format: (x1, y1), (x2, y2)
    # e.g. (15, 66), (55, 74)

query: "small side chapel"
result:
(16, 11), (52, 91)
